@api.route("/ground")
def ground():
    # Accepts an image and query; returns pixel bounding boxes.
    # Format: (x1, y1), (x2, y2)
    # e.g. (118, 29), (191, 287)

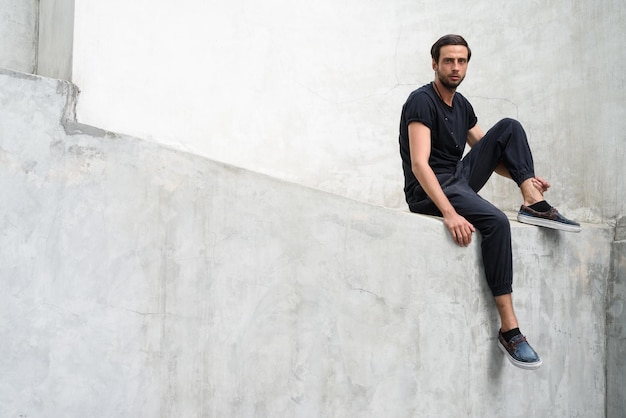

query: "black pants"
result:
(410, 118), (535, 296)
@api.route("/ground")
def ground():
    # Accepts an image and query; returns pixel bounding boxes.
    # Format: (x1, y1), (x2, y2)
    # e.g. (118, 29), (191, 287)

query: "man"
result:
(398, 34), (581, 370)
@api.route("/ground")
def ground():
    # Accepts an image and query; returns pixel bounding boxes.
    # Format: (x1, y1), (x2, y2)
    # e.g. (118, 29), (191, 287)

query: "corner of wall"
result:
(59, 79), (79, 125)
(606, 216), (626, 417)
(614, 216), (626, 242)
(36, 0), (75, 80)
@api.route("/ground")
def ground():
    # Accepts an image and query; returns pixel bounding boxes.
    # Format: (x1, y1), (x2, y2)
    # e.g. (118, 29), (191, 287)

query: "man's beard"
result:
(438, 72), (465, 89)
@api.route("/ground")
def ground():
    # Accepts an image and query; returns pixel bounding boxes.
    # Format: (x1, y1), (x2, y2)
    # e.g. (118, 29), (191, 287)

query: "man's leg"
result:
(520, 178), (545, 207)
(495, 293), (518, 332)
(462, 118), (536, 191)
(444, 182), (542, 369)
(462, 118), (580, 232)
(444, 183), (514, 297)
(495, 294), (542, 369)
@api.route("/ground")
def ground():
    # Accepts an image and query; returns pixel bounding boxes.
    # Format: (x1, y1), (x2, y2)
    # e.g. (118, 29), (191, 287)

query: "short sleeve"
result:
(464, 98), (478, 129)
(402, 91), (437, 131)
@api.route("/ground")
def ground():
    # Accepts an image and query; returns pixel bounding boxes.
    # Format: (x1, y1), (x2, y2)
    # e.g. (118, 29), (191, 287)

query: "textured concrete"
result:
(0, 69), (616, 417)
(0, 0), (38, 73)
(607, 219), (626, 418)
(70, 0), (626, 223)
(37, 0), (75, 80)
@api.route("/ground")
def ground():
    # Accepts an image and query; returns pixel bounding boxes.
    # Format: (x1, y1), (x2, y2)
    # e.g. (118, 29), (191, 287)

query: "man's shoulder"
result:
(408, 83), (434, 97)
(405, 84), (437, 106)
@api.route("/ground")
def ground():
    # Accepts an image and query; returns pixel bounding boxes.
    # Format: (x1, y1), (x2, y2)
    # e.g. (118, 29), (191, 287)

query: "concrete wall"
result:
(0, 0), (38, 73)
(70, 0), (626, 223)
(0, 0), (73, 78)
(607, 219), (626, 417)
(37, 0), (74, 80)
(0, 68), (616, 417)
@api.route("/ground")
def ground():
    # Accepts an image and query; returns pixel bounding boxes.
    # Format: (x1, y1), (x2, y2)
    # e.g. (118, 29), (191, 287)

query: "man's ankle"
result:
(527, 200), (552, 212)
(501, 327), (522, 343)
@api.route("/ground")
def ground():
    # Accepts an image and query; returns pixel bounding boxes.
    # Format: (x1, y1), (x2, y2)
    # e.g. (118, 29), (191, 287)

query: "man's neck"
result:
(432, 80), (455, 107)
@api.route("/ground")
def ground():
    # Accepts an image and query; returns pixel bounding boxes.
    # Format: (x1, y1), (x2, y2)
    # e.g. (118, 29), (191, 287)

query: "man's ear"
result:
(432, 59), (437, 71)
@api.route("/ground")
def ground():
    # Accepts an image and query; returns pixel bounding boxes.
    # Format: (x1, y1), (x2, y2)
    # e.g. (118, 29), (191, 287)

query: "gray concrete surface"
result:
(607, 220), (626, 418)
(37, 0), (74, 80)
(2, 1), (624, 222)
(0, 68), (618, 417)
(68, 0), (626, 224)
(0, 0), (38, 73)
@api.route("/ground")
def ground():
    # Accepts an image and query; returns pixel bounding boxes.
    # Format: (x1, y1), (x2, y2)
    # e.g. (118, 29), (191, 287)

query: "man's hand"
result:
(532, 176), (550, 194)
(443, 211), (476, 247)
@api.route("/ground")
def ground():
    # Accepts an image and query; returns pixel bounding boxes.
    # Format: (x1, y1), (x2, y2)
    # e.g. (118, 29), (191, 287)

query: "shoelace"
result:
(503, 334), (527, 350)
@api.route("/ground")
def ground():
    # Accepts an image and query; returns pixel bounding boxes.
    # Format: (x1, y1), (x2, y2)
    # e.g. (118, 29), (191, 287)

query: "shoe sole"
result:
(497, 339), (543, 370)
(517, 213), (581, 233)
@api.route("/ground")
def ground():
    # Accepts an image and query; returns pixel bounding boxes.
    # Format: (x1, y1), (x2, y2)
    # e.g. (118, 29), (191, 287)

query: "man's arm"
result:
(466, 124), (484, 147)
(409, 121), (475, 246)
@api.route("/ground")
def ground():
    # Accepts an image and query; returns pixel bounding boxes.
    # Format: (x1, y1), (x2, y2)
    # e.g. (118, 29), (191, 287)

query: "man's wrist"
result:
(441, 207), (457, 217)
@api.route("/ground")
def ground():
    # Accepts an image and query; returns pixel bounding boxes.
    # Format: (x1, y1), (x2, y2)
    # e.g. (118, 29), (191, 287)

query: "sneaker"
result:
(497, 331), (542, 370)
(517, 205), (581, 233)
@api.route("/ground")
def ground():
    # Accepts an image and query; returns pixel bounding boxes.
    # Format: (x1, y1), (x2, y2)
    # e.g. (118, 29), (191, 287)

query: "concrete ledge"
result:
(0, 68), (616, 417)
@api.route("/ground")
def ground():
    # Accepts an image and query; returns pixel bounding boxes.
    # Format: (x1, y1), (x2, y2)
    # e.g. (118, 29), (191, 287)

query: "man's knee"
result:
(495, 117), (523, 132)
(494, 210), (510, 228)
(483, 209), (510, 235)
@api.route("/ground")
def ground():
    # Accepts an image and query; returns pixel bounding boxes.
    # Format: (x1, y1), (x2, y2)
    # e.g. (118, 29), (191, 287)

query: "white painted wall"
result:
(72, 0), (626, 222)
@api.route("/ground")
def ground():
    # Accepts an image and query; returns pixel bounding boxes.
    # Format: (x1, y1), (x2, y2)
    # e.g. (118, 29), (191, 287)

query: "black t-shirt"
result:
(399, 83), (478, 204)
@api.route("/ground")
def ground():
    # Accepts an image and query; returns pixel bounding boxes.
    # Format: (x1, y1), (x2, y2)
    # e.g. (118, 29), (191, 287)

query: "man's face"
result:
(432, 45), (469, 89)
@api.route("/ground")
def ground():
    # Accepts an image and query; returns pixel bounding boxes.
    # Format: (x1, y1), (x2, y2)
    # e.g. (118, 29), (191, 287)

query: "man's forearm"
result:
(413, 164), (456, 216)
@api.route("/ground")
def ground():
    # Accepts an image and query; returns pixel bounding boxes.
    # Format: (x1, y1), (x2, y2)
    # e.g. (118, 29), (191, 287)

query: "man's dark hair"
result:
(430, 34), (471, 64)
